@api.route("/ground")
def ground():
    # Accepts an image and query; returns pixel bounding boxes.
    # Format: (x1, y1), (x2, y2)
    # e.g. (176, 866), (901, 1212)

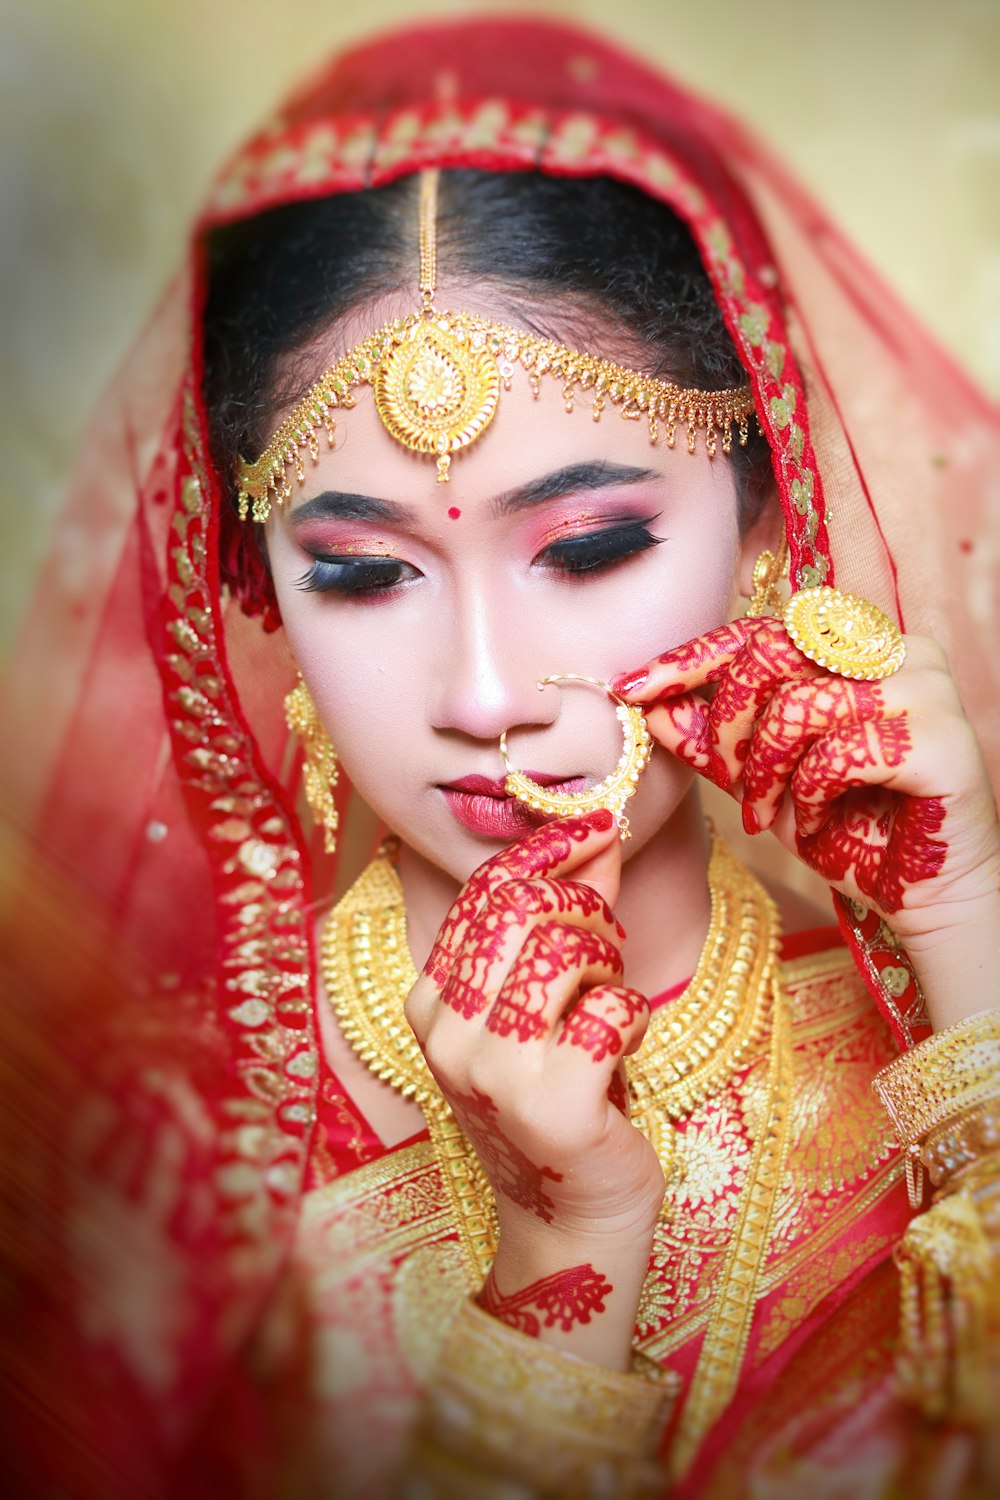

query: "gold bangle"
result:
(871, 1008), (1000, 1206)
(407, 1300), (676, 1498)
(920, 1100), (1000, 1192)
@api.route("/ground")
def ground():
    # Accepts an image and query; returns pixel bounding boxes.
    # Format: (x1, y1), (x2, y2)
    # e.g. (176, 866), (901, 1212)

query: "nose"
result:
(428, 585), (556, 743)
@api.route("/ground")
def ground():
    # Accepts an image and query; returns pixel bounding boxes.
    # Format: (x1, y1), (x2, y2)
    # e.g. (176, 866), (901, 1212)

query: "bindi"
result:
(447, 506), (462, 520)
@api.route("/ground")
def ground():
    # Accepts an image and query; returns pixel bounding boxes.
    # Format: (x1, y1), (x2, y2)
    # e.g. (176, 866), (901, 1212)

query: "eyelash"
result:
(294, 520), (663, 597)
(537, 519), (663, 577)
(294, 557), (419, 596)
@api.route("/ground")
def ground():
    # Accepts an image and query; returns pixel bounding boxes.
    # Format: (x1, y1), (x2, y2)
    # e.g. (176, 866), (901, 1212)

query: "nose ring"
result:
(498, 673), (653, 841)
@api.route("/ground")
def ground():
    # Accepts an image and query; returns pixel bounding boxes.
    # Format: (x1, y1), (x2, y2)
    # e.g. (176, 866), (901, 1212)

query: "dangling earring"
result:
(284, 674), (339, 853)
(499, 674), (652, 841)
(745, 536), (789, 617)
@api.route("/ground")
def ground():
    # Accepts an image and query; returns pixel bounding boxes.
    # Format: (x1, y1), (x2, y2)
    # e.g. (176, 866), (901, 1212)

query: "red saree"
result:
(2, 15), (997, 1498)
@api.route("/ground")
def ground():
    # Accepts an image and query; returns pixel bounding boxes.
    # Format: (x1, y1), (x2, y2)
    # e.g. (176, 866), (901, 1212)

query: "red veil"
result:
(3, 15), (997, 1496)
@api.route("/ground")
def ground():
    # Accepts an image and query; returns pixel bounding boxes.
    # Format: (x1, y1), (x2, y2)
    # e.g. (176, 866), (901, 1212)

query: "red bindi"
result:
(447, 506), (462, 520)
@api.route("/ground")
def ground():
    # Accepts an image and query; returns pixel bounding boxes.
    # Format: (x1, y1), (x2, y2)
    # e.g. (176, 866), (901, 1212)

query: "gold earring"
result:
(746, 536), (788, 617)
(284, 675), (339, 853)
(499, 674), (652, 841)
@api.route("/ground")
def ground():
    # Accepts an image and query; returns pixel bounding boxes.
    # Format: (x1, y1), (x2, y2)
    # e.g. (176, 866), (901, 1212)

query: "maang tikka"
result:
(237, 170), (758, 521)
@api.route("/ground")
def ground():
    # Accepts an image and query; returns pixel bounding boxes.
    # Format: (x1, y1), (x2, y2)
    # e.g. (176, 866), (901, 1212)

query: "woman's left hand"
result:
(614, 618), (1000, 1026)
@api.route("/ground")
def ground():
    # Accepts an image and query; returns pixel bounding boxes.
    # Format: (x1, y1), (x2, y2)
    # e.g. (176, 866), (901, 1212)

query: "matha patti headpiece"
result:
(237, 169), (758, 523)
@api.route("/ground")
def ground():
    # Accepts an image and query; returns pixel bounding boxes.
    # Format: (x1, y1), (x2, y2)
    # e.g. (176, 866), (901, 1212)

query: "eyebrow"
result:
(289, 491), (418, 525)
(491, 461), (661, 516)
(288, 460), (661, 527)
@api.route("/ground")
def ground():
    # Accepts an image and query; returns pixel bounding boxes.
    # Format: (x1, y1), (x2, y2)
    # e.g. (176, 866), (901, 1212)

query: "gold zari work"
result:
(872, 1007), (1000, 1424)
(410, 1299), (675, 1499)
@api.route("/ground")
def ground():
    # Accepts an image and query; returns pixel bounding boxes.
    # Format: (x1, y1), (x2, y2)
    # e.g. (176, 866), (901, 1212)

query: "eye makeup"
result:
(294, 555), (419, 596)
(533, 511), (665, 578)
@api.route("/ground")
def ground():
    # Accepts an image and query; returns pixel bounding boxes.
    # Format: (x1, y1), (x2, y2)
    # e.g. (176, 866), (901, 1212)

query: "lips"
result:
(444, 771), (574, 799)
(440, 770), (588, 839)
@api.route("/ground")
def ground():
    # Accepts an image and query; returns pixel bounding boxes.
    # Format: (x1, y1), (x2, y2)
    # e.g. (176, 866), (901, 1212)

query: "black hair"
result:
(203, 170), (772, 525)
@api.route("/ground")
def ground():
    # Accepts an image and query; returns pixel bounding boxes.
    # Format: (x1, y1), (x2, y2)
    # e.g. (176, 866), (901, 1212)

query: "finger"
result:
(741, 675), (884, 830)
(707, 623), (825, 786)
(790, 716), (913, 838)
(644, 696), (725, 787)
(424, 808), (617, 985)
(441, 877), (624, 1022)
(485, 923), (624, 1043)
(611, 621), (759, 705)
(557, 985), (649, 1065)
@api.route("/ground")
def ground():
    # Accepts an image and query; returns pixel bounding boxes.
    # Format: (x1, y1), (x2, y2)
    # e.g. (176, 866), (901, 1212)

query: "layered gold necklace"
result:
(320, 832), (792, 1470)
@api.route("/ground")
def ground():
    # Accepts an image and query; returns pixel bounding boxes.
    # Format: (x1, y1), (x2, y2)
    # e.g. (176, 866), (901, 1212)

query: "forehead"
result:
(278, 350), (736, 527)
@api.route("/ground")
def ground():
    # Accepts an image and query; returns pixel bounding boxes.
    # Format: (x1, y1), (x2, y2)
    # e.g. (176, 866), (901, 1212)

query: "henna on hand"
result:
(441, 876), (615, 1022)
(477, 1262), (613, 1337)
(449, 1085), (563, 1222)
(424, 811), (614, 986)
(558, 985), (648, 1062)
(486, 923), (623, 1043)
(618, 622), (956, 917)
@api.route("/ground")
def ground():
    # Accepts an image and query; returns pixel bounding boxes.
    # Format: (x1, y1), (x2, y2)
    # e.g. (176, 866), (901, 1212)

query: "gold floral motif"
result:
(754, 1231), (893, 1361)
(783, 587), (907, 681)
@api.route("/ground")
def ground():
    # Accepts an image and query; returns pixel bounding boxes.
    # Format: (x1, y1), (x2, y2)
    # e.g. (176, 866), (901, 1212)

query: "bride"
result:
(5, 15), (998, 1498)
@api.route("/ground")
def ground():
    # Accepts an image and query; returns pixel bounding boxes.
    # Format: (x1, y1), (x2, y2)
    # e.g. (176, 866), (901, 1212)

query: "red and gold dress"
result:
(2, 14), (997, 1500)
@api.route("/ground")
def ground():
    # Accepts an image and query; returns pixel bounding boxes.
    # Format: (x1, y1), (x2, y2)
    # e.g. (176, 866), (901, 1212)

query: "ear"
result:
(736, 476), (785, 600)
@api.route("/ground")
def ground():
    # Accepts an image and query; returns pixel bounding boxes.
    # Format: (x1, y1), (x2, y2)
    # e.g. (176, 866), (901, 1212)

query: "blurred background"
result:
(1, 0), (997, 654)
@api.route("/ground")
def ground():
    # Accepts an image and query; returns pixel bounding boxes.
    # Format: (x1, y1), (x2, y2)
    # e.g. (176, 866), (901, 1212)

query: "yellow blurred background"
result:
(1, 0), (997, 652)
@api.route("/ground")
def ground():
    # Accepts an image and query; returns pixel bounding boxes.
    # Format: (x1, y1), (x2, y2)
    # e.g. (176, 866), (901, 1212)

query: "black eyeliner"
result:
(540, 518), (664, 573)
(294, 555), (409, 594)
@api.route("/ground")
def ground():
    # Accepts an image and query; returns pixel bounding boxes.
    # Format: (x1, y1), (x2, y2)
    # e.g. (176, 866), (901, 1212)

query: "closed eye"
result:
(535, 519), (664, 578)
(294, 556), (420, 597)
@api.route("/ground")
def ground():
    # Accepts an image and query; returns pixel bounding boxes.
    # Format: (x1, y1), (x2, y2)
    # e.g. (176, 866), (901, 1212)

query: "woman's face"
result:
(266, 312), (764, 885)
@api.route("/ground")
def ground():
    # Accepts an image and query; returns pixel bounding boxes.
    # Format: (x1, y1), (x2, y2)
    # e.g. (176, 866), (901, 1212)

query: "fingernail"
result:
(584, 807), (615, 832)
(610, 666), (648, 696)
(742, 801), (760, 836)
(708, 750), (731, 791)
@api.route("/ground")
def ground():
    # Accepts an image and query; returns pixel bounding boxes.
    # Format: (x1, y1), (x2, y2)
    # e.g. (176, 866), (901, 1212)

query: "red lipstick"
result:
(440, 772), (587, 839)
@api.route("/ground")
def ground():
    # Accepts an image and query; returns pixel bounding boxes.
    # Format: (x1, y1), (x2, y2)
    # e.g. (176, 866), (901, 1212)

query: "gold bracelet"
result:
(871, 1008), (1000, 1207)
(920, 1099), (1000, 1192)
(403, 1300), (678, 1499)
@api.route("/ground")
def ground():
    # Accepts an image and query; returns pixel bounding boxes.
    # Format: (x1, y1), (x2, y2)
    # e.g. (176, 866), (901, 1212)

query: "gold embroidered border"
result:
(669, 970), (794, 1477)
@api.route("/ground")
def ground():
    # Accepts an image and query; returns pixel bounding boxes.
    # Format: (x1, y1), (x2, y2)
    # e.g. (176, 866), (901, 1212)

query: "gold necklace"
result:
(320, 834), (793, 1471)
(322, 834), (781, 1261)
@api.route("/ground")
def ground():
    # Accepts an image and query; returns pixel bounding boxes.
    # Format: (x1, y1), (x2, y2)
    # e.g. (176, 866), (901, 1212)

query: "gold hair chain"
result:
(238, 168), (757, 520)
(419, 167), (438, 311)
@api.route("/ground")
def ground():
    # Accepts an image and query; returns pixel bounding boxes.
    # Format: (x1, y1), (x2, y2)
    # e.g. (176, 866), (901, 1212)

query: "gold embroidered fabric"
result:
(402, 1299), (676, 1499)
(297, 937), (905, 1494)
(871, 1008), (1000, 1424)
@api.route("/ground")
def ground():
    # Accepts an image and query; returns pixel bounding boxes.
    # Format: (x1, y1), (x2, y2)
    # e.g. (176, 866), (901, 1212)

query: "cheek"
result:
(563, 524), (741, 676)
(271, 573), (424, 784)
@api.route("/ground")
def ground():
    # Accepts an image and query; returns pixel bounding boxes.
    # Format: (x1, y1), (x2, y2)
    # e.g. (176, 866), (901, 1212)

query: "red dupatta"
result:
(2, 15), (997, 1497)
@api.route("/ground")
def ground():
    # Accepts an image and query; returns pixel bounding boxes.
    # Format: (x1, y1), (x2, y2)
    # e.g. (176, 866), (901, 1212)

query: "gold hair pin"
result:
(237, 169), (757, 522)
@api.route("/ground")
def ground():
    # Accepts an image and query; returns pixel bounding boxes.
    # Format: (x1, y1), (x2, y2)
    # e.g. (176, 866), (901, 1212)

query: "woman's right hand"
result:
(404, 810), (665, 1370)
